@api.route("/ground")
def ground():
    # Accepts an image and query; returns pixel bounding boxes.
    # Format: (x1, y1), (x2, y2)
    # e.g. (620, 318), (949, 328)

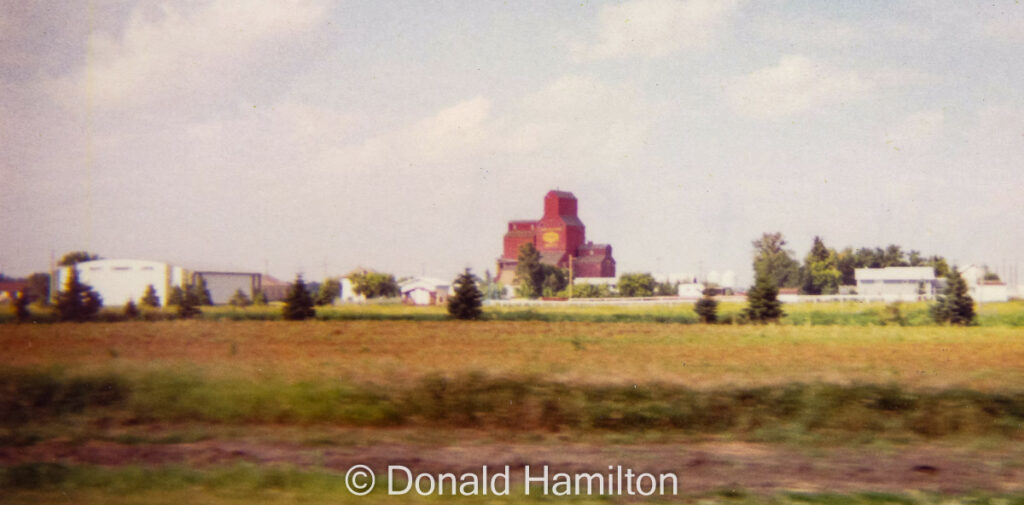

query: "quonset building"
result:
(496, 190), (616, 285)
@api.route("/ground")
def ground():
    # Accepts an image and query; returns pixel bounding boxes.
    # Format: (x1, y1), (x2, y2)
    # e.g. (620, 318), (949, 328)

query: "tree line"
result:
(752, 232), (953, 295)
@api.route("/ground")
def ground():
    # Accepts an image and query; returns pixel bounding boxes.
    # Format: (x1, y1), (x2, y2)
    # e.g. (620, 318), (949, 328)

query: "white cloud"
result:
(726, 55), (874, 118)
(571, 0), (738, 60)
(51, 0), (327, 111)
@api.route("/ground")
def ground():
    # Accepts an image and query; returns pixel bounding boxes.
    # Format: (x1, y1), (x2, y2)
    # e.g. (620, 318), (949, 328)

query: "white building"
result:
(400, 277), (451, 306)
(57, 259), (187, 307)
(960, 265), (1009, 302)
(854, 267), (937, 301)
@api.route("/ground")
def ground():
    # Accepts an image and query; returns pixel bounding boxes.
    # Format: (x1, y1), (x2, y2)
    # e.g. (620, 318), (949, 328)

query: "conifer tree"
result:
(745, 271), (784, 323)
(56, 269), (103, 322)
(283, 275), (316, 321)
(448, 269), (484, 320)
(123, 299), (140, 319)
(166, 286), (184, 306)
(191, 276), (213, 305)
(177, 285), (202, 319)
(694, 288), (718, 324)
(931, 267), (975, 325)
(140, 284), (160, 308)
(515, 243), (543, 298)
(228, 288), (252, 308)
(252, 289), (268, 305)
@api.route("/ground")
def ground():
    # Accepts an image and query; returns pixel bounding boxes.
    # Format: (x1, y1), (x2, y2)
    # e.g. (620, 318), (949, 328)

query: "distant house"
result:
(854, 267), (936, 300)
(259, 275), (290, 302)
(0, 281), (28, 304)
(960, 265), (1009, 302)
(400, 277), (450, 306)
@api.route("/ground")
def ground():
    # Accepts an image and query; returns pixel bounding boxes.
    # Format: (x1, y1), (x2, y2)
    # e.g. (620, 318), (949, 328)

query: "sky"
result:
(2, 0), (1023, 286)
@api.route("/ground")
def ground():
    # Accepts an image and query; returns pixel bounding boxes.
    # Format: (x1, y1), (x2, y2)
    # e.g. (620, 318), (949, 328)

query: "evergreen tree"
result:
(140, 284), (160, 308)
(315, 279), (341, 306)
(56, 269), (103, 322)
(228, 289), (252, 308)
(13, 289), (31, 323)
(123, 299), (140, 319)
(448, 268), (484, 320)
(931, 267), (975, 325)
(515, 243), (544, 298)
(745, 271), (784, 323)
(191, 276), (213, 305)
(252, 289), (268, 305)
(283, 275), (316, 321)
(694, 288), (718, 323)
(166, 286), (184, 306)
(177, 285), (202, 319)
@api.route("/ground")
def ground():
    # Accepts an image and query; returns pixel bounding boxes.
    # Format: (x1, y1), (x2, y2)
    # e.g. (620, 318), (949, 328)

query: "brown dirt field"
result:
(3, 321), (1024, 390)
(3, 434), (1024, 493)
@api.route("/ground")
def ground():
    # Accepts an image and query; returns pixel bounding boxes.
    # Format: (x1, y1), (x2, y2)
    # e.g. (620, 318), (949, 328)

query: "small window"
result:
(142, 266), (154, 271)
(113, 267), (131, 271)
(90, 267), (102, 271)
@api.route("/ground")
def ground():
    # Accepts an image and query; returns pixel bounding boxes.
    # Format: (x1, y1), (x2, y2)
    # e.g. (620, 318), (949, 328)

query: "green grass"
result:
(6, 300), (1022, 326)
(4, 368), (1024, 441)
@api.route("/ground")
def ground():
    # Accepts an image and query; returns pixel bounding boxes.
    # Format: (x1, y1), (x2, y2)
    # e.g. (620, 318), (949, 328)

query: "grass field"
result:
(7, 299), (1024, 326)
(3, 318), (1024, 501)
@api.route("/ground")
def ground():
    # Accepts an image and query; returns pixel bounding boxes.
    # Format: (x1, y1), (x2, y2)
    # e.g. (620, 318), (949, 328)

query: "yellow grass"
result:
(3, 321), (1024, 391)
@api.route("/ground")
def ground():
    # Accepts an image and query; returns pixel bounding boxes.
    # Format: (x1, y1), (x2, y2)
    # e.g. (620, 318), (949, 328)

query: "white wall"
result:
(58, 259), (184, 307)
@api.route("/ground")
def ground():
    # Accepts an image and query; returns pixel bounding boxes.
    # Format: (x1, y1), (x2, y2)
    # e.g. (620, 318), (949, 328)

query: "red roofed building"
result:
(496, 191), (615, 284)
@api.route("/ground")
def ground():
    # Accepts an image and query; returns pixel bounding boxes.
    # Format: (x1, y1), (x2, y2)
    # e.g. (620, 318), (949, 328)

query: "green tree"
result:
(694, 288), (718, 323)
(140, 284), (160, 308)
(228, 289), (252, 308)
(191, 276), (213, 305)
(315, 278), (341, 306)
(655, 281), (678, 297)
(58, 251), (100, 266)
(123, 299), (140, 319)
(745, 271), (784, 323)
(350, 272), (400, 299)
(573, 283), (610, 298)
(26, 272), (50, 304)
(514, 243), (544, 299)
(13, 289), (31, 323)
(177, 285), (202, 319)
(618, 272), (656, 297)
(283, 275), (316, 321)
(447, 268), (484, 320)
(752, 232), (800, 288)
(252, 289), (268, 305)
(800, 236), (842, 295)
(540, 265), (568, 297)
(931, 267), (975, 326)
(166, 286), (184, 306)
(56, 269), (103, 322)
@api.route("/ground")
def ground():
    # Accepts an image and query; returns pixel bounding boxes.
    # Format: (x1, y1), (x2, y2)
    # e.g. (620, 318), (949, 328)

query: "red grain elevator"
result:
(496, 190), (615, 285)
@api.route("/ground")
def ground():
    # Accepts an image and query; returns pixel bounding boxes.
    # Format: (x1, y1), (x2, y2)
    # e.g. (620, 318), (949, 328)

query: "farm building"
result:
(56, 259), (188, 306)
(496, 190), (616, 284)
(960, 265), (1010, 302)
(400, 277), (450, 306)
(0, 280), (28, 304)
(854, 266), (937, 300)
(191, 271), (262, 305)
